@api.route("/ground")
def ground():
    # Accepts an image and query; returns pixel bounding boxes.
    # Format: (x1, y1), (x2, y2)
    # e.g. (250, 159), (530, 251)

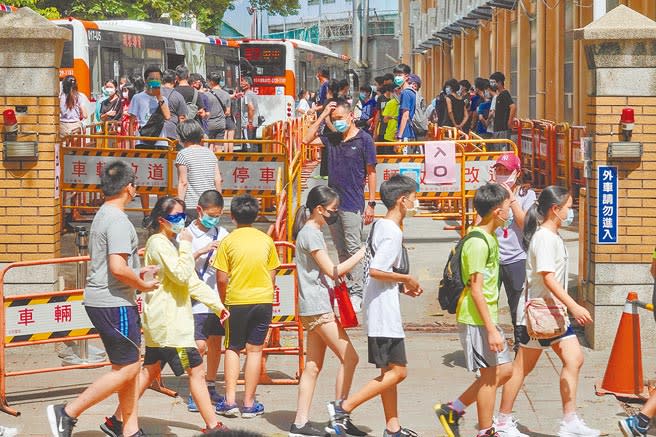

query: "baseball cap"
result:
(494, 153), (521, 171)
(407, 74), (422, 88)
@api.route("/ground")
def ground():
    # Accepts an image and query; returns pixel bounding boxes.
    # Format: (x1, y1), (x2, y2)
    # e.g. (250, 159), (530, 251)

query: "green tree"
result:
(5, 0), (299, 34)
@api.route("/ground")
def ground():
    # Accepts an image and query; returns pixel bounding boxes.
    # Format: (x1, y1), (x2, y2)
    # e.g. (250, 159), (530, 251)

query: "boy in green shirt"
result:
(435, 183), (513, 437)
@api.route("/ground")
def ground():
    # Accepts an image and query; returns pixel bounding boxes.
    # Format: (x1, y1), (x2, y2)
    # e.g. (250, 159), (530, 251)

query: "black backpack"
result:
(438, 230), (492, 314)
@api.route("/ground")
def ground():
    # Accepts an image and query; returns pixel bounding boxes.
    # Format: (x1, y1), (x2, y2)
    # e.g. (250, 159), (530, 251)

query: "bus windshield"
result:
(240, 44), (286, 77)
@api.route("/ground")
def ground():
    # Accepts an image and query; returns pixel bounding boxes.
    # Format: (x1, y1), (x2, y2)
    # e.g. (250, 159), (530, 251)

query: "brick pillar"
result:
(0, 8), (70, 293)
(575, 5), (656, 349)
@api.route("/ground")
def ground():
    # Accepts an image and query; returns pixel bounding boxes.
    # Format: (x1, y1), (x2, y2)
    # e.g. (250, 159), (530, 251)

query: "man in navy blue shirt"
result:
(303, 98), (378, 311)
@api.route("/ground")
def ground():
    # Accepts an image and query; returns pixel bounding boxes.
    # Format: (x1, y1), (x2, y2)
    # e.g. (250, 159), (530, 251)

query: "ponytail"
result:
(522, 203), (541, 251)
(522, 185), (570, 250)
(291, 206), (309, 240)
(291, 185), (340, 241)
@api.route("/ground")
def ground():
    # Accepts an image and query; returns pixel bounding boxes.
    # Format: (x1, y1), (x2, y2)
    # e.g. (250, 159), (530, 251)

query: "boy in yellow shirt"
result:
(212, 194), (281, 418)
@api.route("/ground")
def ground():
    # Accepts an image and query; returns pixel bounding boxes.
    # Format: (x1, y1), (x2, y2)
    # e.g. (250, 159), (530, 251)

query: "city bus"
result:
(51, 18), (240, 100)
(239, 39), (349, 124)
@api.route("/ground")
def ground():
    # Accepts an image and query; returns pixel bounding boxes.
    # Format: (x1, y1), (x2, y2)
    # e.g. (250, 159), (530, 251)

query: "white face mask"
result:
(405, 198), (420, 217)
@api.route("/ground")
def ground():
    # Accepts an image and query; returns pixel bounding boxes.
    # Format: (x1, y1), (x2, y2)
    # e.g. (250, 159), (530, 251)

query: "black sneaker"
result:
(100, 415), (122, 437)
(326, 401), (366, 436)
(46, 404), (77, 437)
(289, 422), (327, 436)
(434, 403), (464, 437)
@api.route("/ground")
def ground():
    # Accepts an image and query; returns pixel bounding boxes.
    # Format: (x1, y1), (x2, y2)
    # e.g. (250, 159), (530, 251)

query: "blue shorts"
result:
(224, 304), (272, 351)
(194, 313), (225, 341)
(85, 306), (141, 365)
(518, 325), (576, 349)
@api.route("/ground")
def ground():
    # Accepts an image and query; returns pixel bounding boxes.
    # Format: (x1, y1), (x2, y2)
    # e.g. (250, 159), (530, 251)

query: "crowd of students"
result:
(46, 62), (656, 437)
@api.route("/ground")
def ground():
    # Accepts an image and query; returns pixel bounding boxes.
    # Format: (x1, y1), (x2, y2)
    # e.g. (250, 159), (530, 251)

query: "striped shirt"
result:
(174, 146), (219, 209)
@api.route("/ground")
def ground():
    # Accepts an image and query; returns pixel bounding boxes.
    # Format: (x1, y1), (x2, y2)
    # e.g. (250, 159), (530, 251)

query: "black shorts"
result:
(194, 313), (226, 341)
(224, 304), (272, 351)
(225, 117), (236, 131)
(85, 306), (141, 365)
(143, 346), (203, 376)
(368, 337), (407, 368)
(208, 128), (226, 140)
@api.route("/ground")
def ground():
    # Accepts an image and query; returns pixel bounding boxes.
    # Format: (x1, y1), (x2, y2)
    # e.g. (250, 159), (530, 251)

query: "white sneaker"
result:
(494, 416), (529, 437)
(0, 426), (18, 437)
(558, 416), (600, 437)
(350, 295), (362, 313)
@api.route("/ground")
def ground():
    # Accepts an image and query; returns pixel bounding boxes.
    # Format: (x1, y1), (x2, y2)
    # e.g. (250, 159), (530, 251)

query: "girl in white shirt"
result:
(494, 186), (598, 437)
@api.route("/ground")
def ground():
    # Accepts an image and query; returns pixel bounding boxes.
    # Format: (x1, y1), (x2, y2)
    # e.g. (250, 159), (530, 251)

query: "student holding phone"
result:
(491, 154), (537, 350)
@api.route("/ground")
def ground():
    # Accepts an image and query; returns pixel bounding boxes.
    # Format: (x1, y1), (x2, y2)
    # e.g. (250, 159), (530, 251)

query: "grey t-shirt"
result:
(84, 204), (140, 307)
(127, 91), (169, 147)
(295, 225), (334, 316)
(207, 88), (230, 132)
(496, 188), (537, 265)
(241, 90), (260, 128)
(160, 87), (188, 140)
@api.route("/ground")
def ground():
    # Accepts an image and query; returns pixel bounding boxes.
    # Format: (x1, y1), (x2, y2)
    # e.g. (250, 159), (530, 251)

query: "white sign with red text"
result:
(63, 155), (168, 187)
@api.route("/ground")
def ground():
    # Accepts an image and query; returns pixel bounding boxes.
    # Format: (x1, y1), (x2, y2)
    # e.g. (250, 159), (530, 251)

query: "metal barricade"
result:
(370, 138), (519, 235)
(253, 241), (305, 385)
(0, 257), (178, 416)
(555, 122), (571, 190)
(570, 126), (587, 200)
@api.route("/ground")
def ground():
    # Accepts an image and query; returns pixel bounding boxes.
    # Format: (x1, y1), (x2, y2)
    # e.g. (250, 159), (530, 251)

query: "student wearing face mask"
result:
(182, 190), (229, 413)
(99, 80), (123, 123)
(289, 186), (366, 437)
(100, 196), (229, 436)
(303, 98), (378, 312)
(494, 186), (597, 437)
(175, 120), (222, 222)
(443, 78), (469, 130)
(492, 153), (536, 352)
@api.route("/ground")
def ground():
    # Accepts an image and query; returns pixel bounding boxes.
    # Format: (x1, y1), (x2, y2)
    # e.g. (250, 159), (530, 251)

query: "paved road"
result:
(3, 209), (645, 436)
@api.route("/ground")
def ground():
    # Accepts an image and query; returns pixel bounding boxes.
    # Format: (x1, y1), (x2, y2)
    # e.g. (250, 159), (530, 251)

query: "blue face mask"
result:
(334, 119), (349, 133)
(359, 92), (367, 101)
(169, 219), (185, 234)
(560, 208), (574, 227)
(200, 213), (220, 229)
(394, 76), (405, 86)
(445, 86), (452, 95)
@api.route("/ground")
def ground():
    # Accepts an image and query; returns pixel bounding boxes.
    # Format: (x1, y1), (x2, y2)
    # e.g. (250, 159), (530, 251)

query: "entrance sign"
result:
(424, 141), (456, 184)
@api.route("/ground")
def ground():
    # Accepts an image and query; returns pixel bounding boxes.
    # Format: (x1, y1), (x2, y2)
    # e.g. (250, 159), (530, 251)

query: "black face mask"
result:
(324, 210), (338, 225)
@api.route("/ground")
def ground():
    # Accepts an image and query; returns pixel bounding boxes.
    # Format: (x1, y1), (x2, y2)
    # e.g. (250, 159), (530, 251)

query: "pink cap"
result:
(494, 153), (521, 171)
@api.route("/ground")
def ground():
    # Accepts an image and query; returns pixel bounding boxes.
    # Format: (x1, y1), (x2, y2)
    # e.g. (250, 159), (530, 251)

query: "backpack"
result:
(438, 231), (492, 314)
(186, 88), (199, 119)
(411, 90), (428, 138)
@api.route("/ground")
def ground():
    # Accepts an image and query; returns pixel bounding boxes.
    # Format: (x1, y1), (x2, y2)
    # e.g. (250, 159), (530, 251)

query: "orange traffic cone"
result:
(595, 291), (649, 401)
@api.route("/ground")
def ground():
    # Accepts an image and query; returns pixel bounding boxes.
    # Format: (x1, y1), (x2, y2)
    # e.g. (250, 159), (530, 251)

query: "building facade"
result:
(404, 0), (656, 125)
(267, 0), (400, 80)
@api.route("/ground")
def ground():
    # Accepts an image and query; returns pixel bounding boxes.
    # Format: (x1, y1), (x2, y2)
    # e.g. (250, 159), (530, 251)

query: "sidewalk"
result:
(1, 214), (646, 436)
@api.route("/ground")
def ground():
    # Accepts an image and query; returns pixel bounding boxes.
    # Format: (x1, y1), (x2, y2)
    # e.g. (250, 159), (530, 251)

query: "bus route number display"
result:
(242, 45), (284, 63)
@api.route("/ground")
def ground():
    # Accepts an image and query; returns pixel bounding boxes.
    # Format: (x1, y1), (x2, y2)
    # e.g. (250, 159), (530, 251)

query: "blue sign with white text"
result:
(597, 165), (618, 244)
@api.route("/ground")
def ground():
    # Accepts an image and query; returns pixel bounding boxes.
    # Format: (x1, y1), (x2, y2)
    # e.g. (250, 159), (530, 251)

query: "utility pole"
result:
(352, 0), (368, 82)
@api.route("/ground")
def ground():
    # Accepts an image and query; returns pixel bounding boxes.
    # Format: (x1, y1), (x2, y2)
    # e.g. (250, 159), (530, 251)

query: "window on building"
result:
(564, 0), (574, 123)
(606, 0), (619, 10)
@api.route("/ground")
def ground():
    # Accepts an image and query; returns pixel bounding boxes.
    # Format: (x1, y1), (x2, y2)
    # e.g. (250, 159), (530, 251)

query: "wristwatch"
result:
(368, 201), (377, 208)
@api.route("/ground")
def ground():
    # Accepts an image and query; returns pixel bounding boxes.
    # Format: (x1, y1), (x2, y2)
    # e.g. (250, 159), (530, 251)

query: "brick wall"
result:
(586, 96), (656, 264)
(0, 96), (61, 262)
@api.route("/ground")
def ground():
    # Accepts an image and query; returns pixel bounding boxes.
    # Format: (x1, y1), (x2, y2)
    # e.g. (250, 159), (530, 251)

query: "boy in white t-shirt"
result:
(328, 175), (423, 437)
(185, 190), (229, 412)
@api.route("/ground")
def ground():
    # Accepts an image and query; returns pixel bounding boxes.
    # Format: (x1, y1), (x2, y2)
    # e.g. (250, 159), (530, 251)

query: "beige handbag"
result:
(525, 296), (568, 339)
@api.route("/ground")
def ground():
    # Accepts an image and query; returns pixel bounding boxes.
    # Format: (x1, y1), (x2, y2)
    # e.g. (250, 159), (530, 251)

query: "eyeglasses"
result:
(164, 212), (186, 223)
